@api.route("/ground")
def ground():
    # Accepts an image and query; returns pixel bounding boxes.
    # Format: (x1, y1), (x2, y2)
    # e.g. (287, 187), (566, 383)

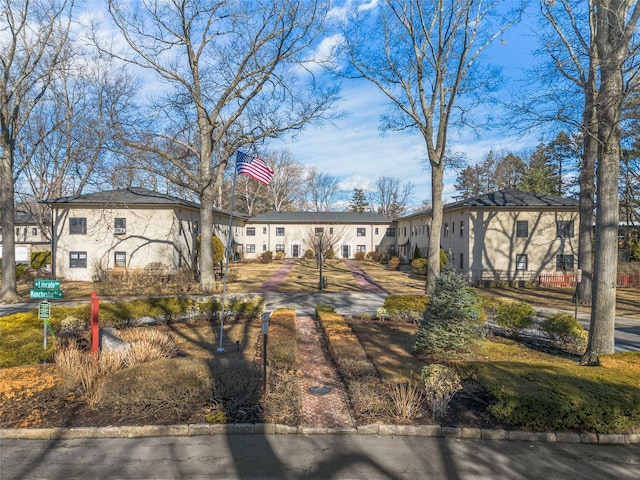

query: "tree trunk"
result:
(0, 145), (19, 302)
(199, 185), (216, 293)
(426, 164), (444, 295)
(576, 67), (597, 306)
(583, 1), (627, 363)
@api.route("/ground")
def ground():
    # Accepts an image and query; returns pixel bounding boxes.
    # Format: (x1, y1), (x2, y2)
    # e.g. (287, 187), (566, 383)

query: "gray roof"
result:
(248, 211), (393, 224)
(400, 190), (579, 219)
(44, 187), (244, 217)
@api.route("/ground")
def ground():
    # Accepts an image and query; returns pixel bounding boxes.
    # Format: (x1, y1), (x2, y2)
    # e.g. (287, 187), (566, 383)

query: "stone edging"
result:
(1, 424), (638, 445)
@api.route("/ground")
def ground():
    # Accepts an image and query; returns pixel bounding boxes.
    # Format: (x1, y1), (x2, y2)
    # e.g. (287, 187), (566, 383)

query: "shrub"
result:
(414, 267), (484, 356)
(539, 312), (587, 351)
(382, 295), (429, 323)
(413, 245), (422, 259)
(421, 364), (462, 420)
(495, 302), (535, 336)
(259, 251), (273, 263)
(275, 251), (285, 261)
(304, 249), (315, 259)
(630, 238), (640, 261)
(366, 251), (385, 263)
(386, 381), (424, 421)
(410, 258), (427, 275)
(387, 256), (401, 271)
(325, 248), (335, 259)
(315, 304), (335, 314)
(354, 251), (366, 261)
(31, 251), (51, 269)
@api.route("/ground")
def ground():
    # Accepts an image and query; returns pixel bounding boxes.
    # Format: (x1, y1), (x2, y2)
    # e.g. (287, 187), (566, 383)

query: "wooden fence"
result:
(538, 272), (640, 288)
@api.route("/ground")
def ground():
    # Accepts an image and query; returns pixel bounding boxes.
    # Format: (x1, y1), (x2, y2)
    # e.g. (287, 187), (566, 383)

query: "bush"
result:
(387, 256), (401, 271)
(304, 249), (314, 259)
(410, 258), (427, 275)
(495, 302), (535, 336)
(275, 251), (285, 261)
(382, 295), (429, 323)
(414, 267), (484, 356)
(413, 245), (422, 259)
(259, 251), (273, 263)
(354, 251), (366, 261)
(386, 381), (424, 421)
(366, 251), (385, 263)
(421, 364), (462, 420)
(325, 248), (335, 259)
(539, 313), (587, 351)
(31, 251), (51, 269)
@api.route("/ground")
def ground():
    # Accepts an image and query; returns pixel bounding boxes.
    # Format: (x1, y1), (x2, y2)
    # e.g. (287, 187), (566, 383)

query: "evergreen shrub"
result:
(387, 256), (401, 271)
(366, 251), (385, 263)
(354, 251), (366, 261)
(31, 251), (52, 269)
(410, 258), (427, 275)
(539, 312), (587, 351)
(414, 267), (484, 356)
(495, 302), (535, 336)
(382, 295), (429, 323)
(259, 251), (273, 263)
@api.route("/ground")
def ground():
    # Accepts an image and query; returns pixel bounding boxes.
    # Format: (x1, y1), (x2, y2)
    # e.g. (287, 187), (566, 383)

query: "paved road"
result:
(2, 434), (639, 480)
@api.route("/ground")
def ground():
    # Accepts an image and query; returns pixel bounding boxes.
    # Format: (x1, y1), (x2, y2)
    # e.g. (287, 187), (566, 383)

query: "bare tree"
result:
(265, 150), (307, 212)
(0, 0), (74, 302)
(583, 0), (640, 364)
(307, 169), (340, 211)
(341, 0), (522, 293)
(367, 176), (414, 218)
(102, 0), (339, 292)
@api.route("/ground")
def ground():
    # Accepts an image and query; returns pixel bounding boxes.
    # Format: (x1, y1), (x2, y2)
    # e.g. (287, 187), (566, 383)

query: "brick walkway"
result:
(343, 259), (387, 294)
(296, 314), (354, 428)
(258, 259), (296, 292)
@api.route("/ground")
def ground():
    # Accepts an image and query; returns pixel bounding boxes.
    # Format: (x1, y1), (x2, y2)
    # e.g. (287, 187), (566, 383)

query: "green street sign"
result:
(30, 289), (63, 300)
(34, 279), (61, 290)
(38, 301), (51, 320)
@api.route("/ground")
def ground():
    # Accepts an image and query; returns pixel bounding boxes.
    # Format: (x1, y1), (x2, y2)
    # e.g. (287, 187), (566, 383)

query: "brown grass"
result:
(353, 261), (426, 294)
(279, 259), (361, 292)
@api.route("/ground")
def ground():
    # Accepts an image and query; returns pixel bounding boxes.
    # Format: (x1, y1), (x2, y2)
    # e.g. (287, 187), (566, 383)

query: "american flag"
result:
(235, 151), (274, 185)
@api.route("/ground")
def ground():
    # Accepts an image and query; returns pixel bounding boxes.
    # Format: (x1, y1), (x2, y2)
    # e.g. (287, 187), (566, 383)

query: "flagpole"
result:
(218, 152), (239, 352)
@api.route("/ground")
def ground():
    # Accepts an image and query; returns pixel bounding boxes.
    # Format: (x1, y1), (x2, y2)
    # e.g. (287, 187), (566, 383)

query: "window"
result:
(263, 227), (267, 234)
(357, 227), (366, 237)
(114, 218), (126, 235)
(194, 221), (199, 234)
(460, 221), (464, 237)
(388, 245), (396, 254)
(275, 244), (285, 253)
(69, 251), (87, 268)
(556, 254), (574, 271)
(246, 244), (256, 253)
(556, 220), (574, 238)
(246, 227), (256, 236)
(315, 227), (324, 234)
(114, 251), (126, 268)
(516, 220), (528, 238)
(403, 227), (407, 236)
(460, 253), (464, 269)
(444, 223), (449, 237)
(357, 245), (366, 253)
(375, 227), (379, 235)
(330, 227), (334, 234)
(262, 244), (267, 252)
(69, 217), (86, 234)
(32, 227), (38, 236)
(276, 227), (285, 236)
(452, 222), (455, 234)
(516, 254), (528, 271)
(386, 227), (396, 237)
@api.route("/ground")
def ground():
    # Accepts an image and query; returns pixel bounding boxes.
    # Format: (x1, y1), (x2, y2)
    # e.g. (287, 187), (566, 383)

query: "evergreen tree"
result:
(414, 267), (483, 355)
(520, 144), (559, 195)
(347, 188), (370, 212)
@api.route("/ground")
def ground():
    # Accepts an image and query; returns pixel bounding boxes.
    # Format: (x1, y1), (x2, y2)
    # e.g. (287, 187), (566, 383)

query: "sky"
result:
(82, 0), (547, 210)
(273, 1), (544, 209)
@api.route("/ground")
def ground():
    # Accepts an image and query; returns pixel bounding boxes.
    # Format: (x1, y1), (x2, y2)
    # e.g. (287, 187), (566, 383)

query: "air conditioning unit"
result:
(114, 227), (126, 235)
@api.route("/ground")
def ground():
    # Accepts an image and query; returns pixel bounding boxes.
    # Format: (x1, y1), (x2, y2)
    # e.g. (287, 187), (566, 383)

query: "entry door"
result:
(342, 245), (350, 258)
(291, 244), (300, 258)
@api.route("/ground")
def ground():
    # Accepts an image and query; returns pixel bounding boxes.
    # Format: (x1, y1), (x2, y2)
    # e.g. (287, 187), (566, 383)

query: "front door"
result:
(291, 244), (300, 258)
(342, 245), (350, 259)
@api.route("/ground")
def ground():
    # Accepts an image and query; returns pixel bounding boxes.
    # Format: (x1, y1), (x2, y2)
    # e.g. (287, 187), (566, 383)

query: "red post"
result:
(90, 291), (100, 360)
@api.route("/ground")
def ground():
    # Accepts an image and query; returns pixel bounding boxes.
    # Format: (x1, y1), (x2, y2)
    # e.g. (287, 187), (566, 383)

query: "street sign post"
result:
(39, 301), (51, 349)
(34, 279), (60, 290)
(30, 289), (64, 299)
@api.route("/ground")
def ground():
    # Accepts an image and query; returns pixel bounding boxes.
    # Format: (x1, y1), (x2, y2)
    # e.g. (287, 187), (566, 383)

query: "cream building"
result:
(242, 211), (395, 260)
(0, 212), (50, 264)
(396, 190), (580, 285)
(45, 188), (243, 282)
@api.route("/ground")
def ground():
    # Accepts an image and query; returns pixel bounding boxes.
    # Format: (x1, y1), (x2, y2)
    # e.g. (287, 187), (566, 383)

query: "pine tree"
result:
(347, 188), (369, 212)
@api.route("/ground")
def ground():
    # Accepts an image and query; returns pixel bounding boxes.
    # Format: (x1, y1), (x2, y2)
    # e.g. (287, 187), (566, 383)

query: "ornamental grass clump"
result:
(421, 364), (462, 420)
(414, 267), (484, 356)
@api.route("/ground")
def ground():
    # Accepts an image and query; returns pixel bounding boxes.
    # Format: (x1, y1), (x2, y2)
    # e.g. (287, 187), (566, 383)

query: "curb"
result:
(2, 424), (638, 444)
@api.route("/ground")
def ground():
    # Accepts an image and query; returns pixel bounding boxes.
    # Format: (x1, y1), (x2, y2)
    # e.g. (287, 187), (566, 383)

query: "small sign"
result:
(261, 312), (271, 335)
(34, 279), (61, 290)
(30, 289), (64, 299)
(38, 301), (51, 320)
